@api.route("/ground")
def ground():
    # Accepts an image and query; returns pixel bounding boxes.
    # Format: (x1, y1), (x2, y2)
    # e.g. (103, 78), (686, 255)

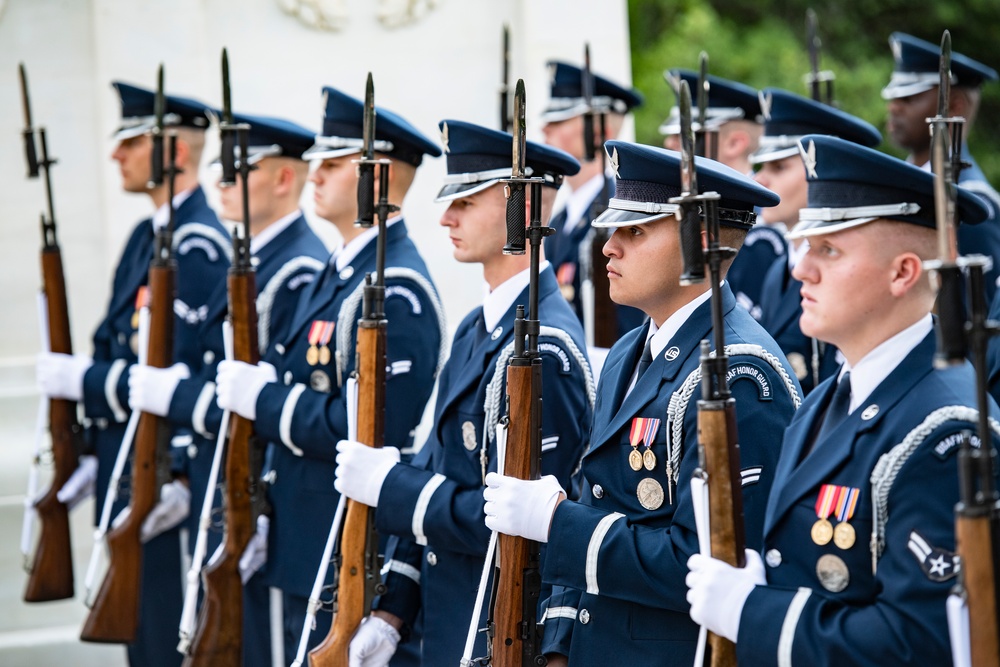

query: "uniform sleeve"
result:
(254, 278), (442, 462)
(82, 359), (132, 423)
(737, 425), (976, 667)
(540, 584), (581, 657)
(544, 354), (794, 612)
(167, 317), (225, 439)
(373, 534), (424, 632)
(376, 342), (592, 557)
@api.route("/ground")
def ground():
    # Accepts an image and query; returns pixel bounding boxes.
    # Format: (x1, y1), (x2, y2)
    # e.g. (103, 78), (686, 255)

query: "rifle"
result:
(183, 49), (261, 666)
(499, 24), (511, 133)
(694, 53), (719, 162)
(81, 64), (177, 643)
(308, 72), (394, 667)
(20, 62), (82, 603)
(804, 9), (836, 106)
(579, 44), (617, 349)
(671, 79), (744, 667)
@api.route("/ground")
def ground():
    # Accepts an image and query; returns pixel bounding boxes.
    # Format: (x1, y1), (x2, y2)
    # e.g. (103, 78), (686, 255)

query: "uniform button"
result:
(275, 343), (286, 355)
(187, 445), (198, 459)
(203, 350), (215, 364)
(592, 484), (604, 499)
(339, 266), (355, 280)
(578, 608), (590, 624)
(284, 371), (293, 385)
(118, 332), (127, 345)
(426, 552), (437, 566)
(263, 470), (277, 484)
(765, 549), (782, 568)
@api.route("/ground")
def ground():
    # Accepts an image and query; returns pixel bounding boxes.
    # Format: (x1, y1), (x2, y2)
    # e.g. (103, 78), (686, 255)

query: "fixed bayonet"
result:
(219, 48), (238, 187)
(356, 73), (377, 229)
(675, 80), (705, 285)
(148, 64), (166, 189)
(499, 24), (511, 132)
(503, 79), (528, 255)
(19, 63), (40, 178)
(582, 43), (597, 162)
(804, 9), (835, 105)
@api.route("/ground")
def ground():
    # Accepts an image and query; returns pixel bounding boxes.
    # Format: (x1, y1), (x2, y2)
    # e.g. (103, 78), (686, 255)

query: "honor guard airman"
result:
(483, 141), (801, 666)
(751, 88), (882, 394)
(661, 69), (775, 321)
(540, 60), (646, 343)
(127, 111), (328, 665)
(213, 85), (445, 662)
(686, 134), (1000, 666)
(36, 81), (231, 667)
(883, 32), (1000, 303)
(333, 119), (594, 665)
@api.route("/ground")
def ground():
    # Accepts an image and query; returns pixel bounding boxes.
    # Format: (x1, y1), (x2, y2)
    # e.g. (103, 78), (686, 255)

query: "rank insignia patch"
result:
(907, 530), (958, 582)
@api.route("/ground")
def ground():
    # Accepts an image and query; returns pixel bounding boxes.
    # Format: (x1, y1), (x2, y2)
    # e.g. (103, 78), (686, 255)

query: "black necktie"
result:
(635, 337), (654, 382)
(818, 371), (852, 442)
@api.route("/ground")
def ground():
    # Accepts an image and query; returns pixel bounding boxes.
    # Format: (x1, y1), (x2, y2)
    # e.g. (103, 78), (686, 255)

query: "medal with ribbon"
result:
(628, 417), (660, 472)
(832, 486), (860, 549)
(811, 484), (837, 545)
(131, 286), (149, 330)
(306, 320), (335, 366)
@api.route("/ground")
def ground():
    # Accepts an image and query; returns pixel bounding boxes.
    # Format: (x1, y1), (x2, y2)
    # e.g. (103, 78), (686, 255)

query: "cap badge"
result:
(758, 91), (773, 121)
(610, 147), (621, 178)
(799, 139), (818, 179)
(440, 122), (450, 154)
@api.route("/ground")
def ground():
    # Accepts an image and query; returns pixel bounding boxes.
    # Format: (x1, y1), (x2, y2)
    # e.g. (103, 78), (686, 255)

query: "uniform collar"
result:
(482, 261), (552, 332)
(151, 186), (196, 231)
(250, 209), (303, 254)
(649, 284), (715, 358)
(557, 172), (607, 236)
(333, 214), (402, 272)
(840, 313), (932, 413)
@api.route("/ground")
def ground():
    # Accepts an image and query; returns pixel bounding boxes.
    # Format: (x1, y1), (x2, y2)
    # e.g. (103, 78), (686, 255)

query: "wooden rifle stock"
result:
(25, 243), (81, 602)
(492, 351), (544, 667)
(310, 318), (387, 667)
(184, 264), (259, 666)
(81, 262), (175, 643)
(589, 227), (616, 348)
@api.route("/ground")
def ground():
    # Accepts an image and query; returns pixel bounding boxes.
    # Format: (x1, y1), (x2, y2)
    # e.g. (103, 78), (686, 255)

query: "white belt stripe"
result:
(778, 587), (812, 667)
(279, 384), (305, 456)
(412, 474), (446, 546)
(192, 382), (216, 438)
(586, 512), (625, 594)
(540, 606), (578, 623)
(381, 559), (421, 585)
(106, 359), (128, 423)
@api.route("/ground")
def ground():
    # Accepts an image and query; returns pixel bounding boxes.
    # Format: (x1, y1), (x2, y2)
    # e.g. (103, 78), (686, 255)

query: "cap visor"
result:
(434, 179), (501, 203)
(787, 216), (878, 239)
(302, 144), (361, 161)
(592, 207), (671, 228)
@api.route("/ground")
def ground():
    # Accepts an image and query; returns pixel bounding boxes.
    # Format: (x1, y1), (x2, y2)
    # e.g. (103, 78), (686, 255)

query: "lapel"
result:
(174, 185), (213, 225)
(764, 332), (937, 534)
(112, 220), (156, 317)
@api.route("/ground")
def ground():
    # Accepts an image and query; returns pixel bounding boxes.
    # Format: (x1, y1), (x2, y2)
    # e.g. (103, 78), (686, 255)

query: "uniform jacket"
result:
(80, 186), (231, 522)
(758, 256), (840, 395)
(545, 176), (646, 341)
(957, 147), (1000, 305)
(255, 220), (445, 597)
(540, 282), (801, 665)
(728, 223), (788, 321)
(372, 266), (594, 665)
(738, 331), (1000, 666)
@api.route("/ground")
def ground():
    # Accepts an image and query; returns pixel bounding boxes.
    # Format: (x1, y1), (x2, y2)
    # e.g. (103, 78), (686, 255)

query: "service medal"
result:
(310, 370), (331, 393)
(129, 332), (139, 356)
(637, 477), (664, 510)
(307, 320), (335, 367)
(306, 345), (319, 366)
(812, 484), (837, 545)
(557, 263), (576, 302)
(642, 448), (656, 471)
(628, 448), (643, 471)
(462, 421), (477, 451)
(833, 522), (856, 550)
(811, 518), (833, 546)
(831, 485), (860, 550)
(318, 345), (331, 366)
(816, 553), (849, 592)
(629, 417), (661, 473)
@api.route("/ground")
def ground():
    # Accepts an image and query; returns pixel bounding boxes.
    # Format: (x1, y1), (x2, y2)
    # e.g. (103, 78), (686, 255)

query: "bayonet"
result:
(503, 79), (527, 255)
(804, 9), (835, 105)
(148, 64), (165, 189)
(674, 79), (706, 287)
(19, 63), (40, 178)
(356, 73), (376, 229)
(499, 24), (510, 132)
(219, 48), (238, 187)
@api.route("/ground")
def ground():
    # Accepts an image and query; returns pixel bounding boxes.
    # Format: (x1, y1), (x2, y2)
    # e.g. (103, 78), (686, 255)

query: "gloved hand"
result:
(349, 615), (401, 667)
(37, 352), (93, 401)
(483, 472), (564, 543)
(128, 362), (190, 417)
(216, 360), (277, 421)
(55, 455), (98, 510)
(137, 479), (190, 542)
(334, 440), (400, 507)
(239, 515), (270, 584)
(686, 548), (766, 643)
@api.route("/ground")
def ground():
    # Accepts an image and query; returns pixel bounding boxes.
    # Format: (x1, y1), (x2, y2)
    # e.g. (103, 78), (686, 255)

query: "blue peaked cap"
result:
(111, 81), (212, 141)
(303, 86), (440, 167)
(435, 120), (580, 202)
(789, 134), (988, 239)
(659, 69), (761, 135)
(882, 32), (999, 100)
(543, 61), (644, 123)
(594, 140), (779, 229)
(751, 88), (881, 164)
(210, 112), (315, 166)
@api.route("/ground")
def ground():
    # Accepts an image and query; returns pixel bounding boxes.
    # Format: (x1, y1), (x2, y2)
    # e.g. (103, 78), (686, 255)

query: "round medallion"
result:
(560, 283), (576, 302)
(129, 332), (139, 355)
(636, 477), (664, 510)
(309, 370), (331, 393)
(642, 448), (657, 471)
(339, 266), (355, 280)
(664, 346), (680, 361)
(628, 448), (643, 471)
(318, 345), (332, 366)
(833, 522), (856, 550)
(787, 352), (808, 380)
(306, 345), (319, 366)
(811, 518), (833, 546)
(816, 553), (850, 593)
(462, 421), (478, 451)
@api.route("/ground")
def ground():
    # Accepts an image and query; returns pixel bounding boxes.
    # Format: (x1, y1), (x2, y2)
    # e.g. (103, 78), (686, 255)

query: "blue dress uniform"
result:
(659, 70), (777, 320)
(542, 61), (646, 342)
(724, 134), (998, 666)
(80, 82), (230, 667)
(538, 141), (802, 665)
(245, 87), (445, 661)
(882, 31), (1000, 303)
(366, 120), (593, 665)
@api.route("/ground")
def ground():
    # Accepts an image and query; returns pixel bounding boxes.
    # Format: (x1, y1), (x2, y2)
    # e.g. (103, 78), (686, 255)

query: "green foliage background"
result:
(627, 0), (1000, 183)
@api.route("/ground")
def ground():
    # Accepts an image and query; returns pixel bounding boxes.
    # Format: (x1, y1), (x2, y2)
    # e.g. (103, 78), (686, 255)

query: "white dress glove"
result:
(334, 440), (400, 507)
(128, 362), (190, 417)
(483, 472), (564, 543)
(686, 548), (766, 643)
(239, 514), (270, 584)
(215, 360), (277, 421)
(349, 615), (401, 667)
(37, 352), (93, 401)
(55, 455), (98, 510)
(110, 480), (191, 543)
